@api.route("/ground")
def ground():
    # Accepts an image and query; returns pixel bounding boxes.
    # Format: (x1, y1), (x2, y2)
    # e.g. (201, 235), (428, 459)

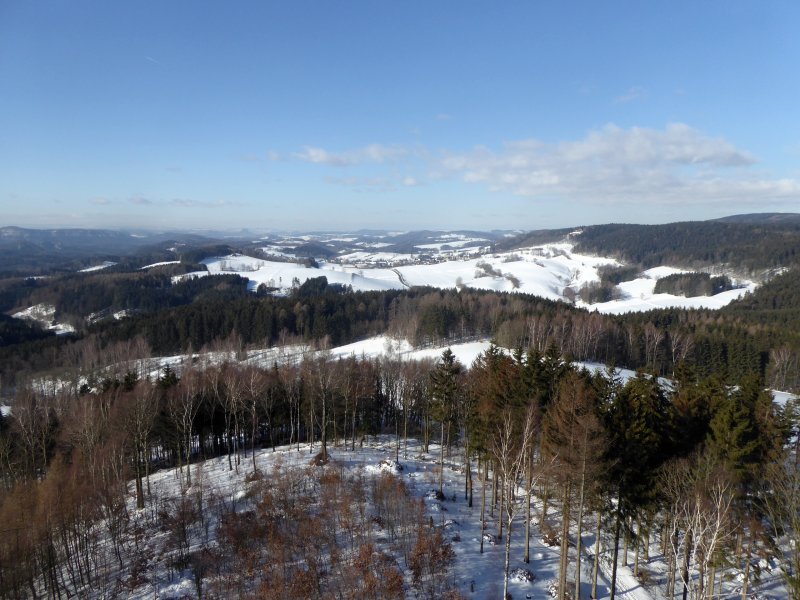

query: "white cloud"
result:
(88, 197), (110, 205)
(289, 124), (799, 209)
(325, 175), (395, 193)
(294, 144), (408, 167)
(439, 123), (797, 206)
(170, 198), (243, 208)
(615, 85), (648, 104)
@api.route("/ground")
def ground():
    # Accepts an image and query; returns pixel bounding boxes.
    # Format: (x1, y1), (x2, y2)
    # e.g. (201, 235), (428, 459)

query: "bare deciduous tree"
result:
(491, 405), (539, 600)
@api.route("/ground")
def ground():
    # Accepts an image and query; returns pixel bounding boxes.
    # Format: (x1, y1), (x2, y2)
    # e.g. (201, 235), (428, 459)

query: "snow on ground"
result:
(772, 390), (799, 408)
(110, 434), (788, 600)
(329, 336), (490, 366)
(175, 244), (754, 315)
(11, 303), (75, 334)
(258, 245), (299, 259)
(581, 267), (756, 315)
(170, 270), (208, 284)
(197, 254), (405, 293)
(140, 261), (180, 270)
(414, 237), (488, 250)
(337, 251), (416, 264)
(117, 437), (596, 600)
(78, 261), (117, 273)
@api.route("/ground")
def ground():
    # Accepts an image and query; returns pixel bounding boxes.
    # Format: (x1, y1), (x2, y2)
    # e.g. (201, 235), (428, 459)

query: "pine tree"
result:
(430, 348), (462, 496)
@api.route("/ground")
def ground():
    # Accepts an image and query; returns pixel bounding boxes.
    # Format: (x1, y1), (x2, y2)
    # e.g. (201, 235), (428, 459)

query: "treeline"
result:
(0, 343), (797, 597)
(570, 221), (800, 274)
(13, 272), (248, 323)
(577, 265), (640, 303)
(0, 314), (53, 347)
(4, 282), (800, 392)
(653, 273), (736, 297)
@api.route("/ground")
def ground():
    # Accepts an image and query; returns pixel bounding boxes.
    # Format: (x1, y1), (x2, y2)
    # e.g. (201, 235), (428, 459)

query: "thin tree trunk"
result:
(682, 529), (693, 600)
(491, 464), (498, 518)
(575, 467), (586, 600)
(480, 459), (487, 554)
(592, 510), (602, 600)
(610, 499), (622, 600)
(559, 482), (571, 600)
(439, 422), (445, 495)
(524, 454), (533, 563)
(707, 563), (716, 600)
(633, 517), (640, 577)
(503, 512), (513, 600)
(623, 516), (629, 567)
(498, 477), (504, 541)
(740, 534), (752, 600)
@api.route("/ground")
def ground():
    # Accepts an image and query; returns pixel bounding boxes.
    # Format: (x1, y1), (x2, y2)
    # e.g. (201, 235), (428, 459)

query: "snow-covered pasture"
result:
(182, 243), (755, 314)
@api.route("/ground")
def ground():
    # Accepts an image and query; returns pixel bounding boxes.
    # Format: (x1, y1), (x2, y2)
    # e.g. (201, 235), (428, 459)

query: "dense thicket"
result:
(570, 222), (800, 273)
(15, 272), (249, 322)
(0, 314), (53, 347)
(5, 279), (800, 392)
(653, 273), (736, 296)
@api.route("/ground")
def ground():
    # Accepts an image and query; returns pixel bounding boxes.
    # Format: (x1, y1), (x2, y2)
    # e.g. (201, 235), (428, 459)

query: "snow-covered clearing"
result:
(103, 437), (605, 599)
(140, 260), (181, 270)
(582, 267), (755, 315)
(11, 303), (75, 335)
(186, 243), (754, 313)
(70, 434), (788, 599)
(78, 261), (117, 273)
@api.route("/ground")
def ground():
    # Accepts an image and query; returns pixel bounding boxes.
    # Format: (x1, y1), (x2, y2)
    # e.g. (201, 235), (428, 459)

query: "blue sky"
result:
(1, 1), (799, 231)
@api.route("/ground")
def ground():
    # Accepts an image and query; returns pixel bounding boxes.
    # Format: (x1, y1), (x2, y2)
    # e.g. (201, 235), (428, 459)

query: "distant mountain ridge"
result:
(4, 214), (799, 276)
(711, 212), (800, 224)
(500, 214), (800, 275)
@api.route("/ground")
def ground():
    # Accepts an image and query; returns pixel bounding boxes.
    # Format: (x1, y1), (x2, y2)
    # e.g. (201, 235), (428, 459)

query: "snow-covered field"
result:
(183, 243), (754, 313)
(9, 243), (757, 335)
(580, 267), (755, 314)
(140, 260), (181, 270)
(11, 303), (75, 334)
(78, 261), (117, 273)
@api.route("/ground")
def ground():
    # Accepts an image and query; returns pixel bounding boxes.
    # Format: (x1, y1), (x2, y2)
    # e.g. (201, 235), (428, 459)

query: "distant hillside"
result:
(711, 212), (800, 225)
(500, 216), (800, 276)
(0, 227), (229, 274)
(494, 227), (574, 251)
(570, 221), (800, 274)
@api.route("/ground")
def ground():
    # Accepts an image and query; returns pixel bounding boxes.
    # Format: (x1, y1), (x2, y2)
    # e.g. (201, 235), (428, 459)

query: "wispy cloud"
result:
(170, 198), (244, 208)
(127, 196), (242, 209)
(324, 175), (395, 193)
(294, 144), (408, 167)
(615, 85), (648, 104)
(436, 113), (453, 121)
(88, 197), (111, 205)
(289, 124), (799, 209)
(438, 123), (799, 206)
